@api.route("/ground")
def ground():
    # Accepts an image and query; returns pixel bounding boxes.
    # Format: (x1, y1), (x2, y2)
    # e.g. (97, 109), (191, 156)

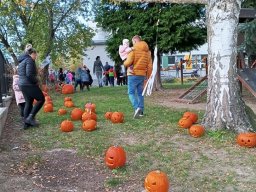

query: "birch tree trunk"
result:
(202, 0), (253, 132)
(153, 52), (163, 91)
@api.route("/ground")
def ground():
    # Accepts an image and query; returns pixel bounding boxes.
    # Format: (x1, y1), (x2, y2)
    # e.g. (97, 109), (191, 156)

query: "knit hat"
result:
(122, 39), (129, 45)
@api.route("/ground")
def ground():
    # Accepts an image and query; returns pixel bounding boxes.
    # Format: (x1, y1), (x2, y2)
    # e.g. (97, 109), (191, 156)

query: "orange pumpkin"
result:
(82, 111), (97, 121)
(105, 146), (126, 169)
(111, 112), (124, 123)
(85, 103), (96, 113)
(104, 112), (113, 120)
(82, 119), (97, 131)
(60, 120), (74, 132)
(237, 133), (256, 148)
(144, 170), (170, 192)
(189, 124), (205, 138)
(44, 103), (53, 112)
(64, 101), (74, 108)
(58, 108), (67, 115)
(45, 99), (53, 105)
(71, 108), (84, 121)
(183, 112), (198, 123)
(64, 97), (72, 102)
(62, 84), (74, 94)
(178, 118), (193, 129)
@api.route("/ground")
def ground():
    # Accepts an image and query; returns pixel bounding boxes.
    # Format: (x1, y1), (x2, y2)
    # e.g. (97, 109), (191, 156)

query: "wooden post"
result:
(205, 58), (208, 76)
(180, 63), (184, 85)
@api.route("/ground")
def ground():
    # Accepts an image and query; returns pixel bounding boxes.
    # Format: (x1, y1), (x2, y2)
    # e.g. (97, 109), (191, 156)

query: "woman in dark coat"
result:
(18, 48), (45, 129)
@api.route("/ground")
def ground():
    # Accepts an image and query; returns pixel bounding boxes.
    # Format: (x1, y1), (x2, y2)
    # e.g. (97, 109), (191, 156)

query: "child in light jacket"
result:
(119, 39), (134, 74)
(108, 66), (116, 87)
(13, 68), (26, 119)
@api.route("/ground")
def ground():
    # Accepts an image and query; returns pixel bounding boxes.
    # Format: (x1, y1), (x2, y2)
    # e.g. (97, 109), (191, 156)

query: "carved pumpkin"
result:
(60, 120), (74, 132)
(104, 112), (113, 120)
(58, 108), (67, 115)
(105, 146), (126, 169)
(64, 97), (72, 102)
(62, 84), (74, 94)
(189, 124), (205, 138)
(111, 112), (124, 123)
(144, 170), (170, 192)
(82, 119), (97, 131)
(82, 111), (97, 121)
(237, 133), (256, 148)
(85, 103), (96, 113)
(71, 108), (84, 121)
(178, 118), (193, 129)
(64, 101), (74, 108)
(44, 103), (53, 112)
(183, 112), (198, 123)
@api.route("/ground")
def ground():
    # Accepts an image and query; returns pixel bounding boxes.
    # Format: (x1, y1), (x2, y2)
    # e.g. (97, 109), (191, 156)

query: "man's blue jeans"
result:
(127, 75), (145, 112)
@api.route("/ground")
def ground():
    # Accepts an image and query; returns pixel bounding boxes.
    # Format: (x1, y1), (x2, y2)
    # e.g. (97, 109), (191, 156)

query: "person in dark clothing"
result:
(58, 68), (65, 82)
(81, 65), (91, 91)
(18, 48), (45, 129)
(103, 62), (111, 86)
(74, 66), (83, 91)
(93, 56), (104, 87)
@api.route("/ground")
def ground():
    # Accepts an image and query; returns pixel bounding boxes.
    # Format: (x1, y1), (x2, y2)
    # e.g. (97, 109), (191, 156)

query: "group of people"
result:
(12, 34), (152, 130)
(74, 65), (93, 91)
(92, 57), (127, 87)
(48, 65), (93, 92)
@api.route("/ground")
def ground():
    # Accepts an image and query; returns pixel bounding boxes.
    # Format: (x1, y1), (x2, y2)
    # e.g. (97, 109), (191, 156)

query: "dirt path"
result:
(0, 102), (113, 192)
(148, 88), (256, 114)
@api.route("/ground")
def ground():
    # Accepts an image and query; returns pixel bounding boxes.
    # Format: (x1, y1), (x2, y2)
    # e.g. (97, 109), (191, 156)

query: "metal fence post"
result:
(0, 50), (4, 107)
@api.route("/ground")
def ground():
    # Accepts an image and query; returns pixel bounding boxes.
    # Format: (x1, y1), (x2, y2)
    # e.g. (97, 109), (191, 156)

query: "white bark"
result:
(203, 0), (252, 132)
(114, 0), (207, 4)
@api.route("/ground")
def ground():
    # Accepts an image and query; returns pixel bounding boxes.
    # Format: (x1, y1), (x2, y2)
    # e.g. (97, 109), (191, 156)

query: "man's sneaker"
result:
(133, 108), (141, 119)
(139, 111), (144, 117)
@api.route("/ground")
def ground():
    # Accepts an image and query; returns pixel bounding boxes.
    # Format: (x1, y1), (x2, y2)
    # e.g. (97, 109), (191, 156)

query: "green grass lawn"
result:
(20, 84), (256, 191)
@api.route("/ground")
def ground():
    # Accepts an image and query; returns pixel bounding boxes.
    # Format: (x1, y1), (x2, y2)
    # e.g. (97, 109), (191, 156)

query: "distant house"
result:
(83, 22), (114, 79)
(161, 43), (208, 70)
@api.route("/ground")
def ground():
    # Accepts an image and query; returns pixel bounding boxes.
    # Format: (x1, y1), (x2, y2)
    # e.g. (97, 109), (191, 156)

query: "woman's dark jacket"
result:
(18, 55), (38, 86)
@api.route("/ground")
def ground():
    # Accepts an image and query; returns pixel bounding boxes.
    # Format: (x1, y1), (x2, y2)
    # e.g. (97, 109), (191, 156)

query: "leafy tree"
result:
(0, 0), (94, 69)
(95, 1), (206, 88)
(242, 0), (256, 8)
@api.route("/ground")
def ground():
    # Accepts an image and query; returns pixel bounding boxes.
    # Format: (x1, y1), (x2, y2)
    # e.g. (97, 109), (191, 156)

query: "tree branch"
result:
(114, 0), (207, 4)
(27, 0), (42, 24)
(53, 1), (78, 33)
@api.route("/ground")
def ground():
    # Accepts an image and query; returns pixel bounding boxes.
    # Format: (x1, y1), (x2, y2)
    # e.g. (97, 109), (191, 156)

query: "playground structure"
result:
(175, 8), (256, 104)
